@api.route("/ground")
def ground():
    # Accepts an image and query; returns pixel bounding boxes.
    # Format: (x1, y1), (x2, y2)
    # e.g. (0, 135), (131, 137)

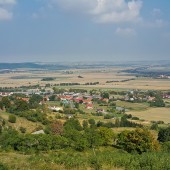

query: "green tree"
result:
(75, 102), (79, 109)
(84, 128), (103, 148)
(1, 97), (11, 109)
(117, 128), (160, 154)
(64, 118), (82, 131)
(150, 123), (159, 131)
(115, 118), (120, 127)
(14, 99), (29, 112)
(29, 94), (43, 108)
(150, 95), (165, 107)
(158, 126), (170, 142)
(49, 95), (56, 101)
(98, 127), (115, 145)
(0, 101), (3, 110)
(0, 125), (2, 133)
(101, 92), (109, 99)
(82, 120), (88, 129)
(88, 119), (96, 128)
(73, 133), (89, 151)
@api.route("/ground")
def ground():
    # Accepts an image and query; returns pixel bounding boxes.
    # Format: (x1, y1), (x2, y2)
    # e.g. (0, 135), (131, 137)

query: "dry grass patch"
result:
(128, 107), (170, 123)
(0, 111), (44, 133)
(116, 101), (149, 111)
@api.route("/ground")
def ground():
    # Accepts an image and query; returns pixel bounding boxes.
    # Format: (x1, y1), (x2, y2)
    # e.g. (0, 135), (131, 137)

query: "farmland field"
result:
(128, 107), (170, 123)
(1, 67), (170, 90)
(116, 101), (149, 111)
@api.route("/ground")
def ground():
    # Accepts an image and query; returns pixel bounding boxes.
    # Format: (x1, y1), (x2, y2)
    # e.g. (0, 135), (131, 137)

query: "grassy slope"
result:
(0, 111), (44, 133)
(0, 150), (124, 170)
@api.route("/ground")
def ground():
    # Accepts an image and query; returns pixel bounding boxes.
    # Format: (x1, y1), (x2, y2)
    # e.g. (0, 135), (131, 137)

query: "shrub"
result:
(162, 141), (170, 152)
(131, 116), (140, 120)
(104, 114), (114, 119)
(117, 128), (160, 154)
(150, 123), (158, 131)
(158, 126), (170, 142)
(88, 119), (95, 125)
(8, 115), (16, 123)
(19, 127), (26, 133)
(0, 163), (8, 170)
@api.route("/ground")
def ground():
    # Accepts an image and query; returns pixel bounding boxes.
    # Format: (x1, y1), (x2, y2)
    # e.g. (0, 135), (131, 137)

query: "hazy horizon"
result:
(0, 0), (170, 62)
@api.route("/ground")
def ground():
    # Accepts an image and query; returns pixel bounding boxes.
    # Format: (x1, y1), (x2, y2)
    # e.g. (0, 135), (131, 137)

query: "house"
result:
(163, 94), (170, 99)
(116, 107), (125, 111)
(63, 92), (74, 96)
(16, 97), (29, 102)
(101, 98), (109, 103)
(96, 108), (105, 113)
(129, 98), (134, 101)
(74, 97), (83, 103)
(0, 92), (13, 97)
(43, 96), (50, 101)
(83, 98), (92, 104)
(67, 114), (74, 119)
(147, 96), (155, 101)
(49, 106), (63, 112)
(32, 130), (45, 135)
(86, 104), (93, 109)
(92, 95), (101, 99)
(59, 95), (73, 101)
(27, 89), (40, 95)
(44, 88), (54, 94)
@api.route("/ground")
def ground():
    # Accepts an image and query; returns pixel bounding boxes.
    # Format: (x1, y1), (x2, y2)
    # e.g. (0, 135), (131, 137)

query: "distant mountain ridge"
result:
(0, 63), (42, 69)
(0, 63), (70, 70)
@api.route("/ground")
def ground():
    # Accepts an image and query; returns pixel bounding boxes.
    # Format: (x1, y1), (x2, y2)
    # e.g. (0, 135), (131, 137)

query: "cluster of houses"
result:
(159, 75), (170, 79)
(1, 89), (170, 112)
(163, 94), (170, 99)
(0, 88), (54, 97)
(58, 92), (97, 110)
(0, 92), (13, 97)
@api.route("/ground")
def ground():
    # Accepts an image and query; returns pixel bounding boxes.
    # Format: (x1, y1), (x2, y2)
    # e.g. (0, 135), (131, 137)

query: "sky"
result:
(0, 0), (170, 62)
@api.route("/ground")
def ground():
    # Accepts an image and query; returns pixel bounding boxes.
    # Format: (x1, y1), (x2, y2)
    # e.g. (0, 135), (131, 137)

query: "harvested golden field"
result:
(0, 67), (170, 90)
(128, 107), (170, 123)
(116, 101), (149, 111)
(0, 67), (134, 87)
(114, 78), (170, 90)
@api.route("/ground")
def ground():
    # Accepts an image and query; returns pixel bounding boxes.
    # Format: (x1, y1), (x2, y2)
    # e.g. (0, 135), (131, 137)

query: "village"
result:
(0, 86), (169, 119)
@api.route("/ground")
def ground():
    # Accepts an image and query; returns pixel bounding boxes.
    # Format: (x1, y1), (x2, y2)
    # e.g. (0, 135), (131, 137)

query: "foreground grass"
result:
(0, 148), (170, 170)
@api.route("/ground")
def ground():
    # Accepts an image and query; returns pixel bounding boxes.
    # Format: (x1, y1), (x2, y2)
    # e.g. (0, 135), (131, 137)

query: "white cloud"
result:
(0, 7), (12, 20)
(50, 0), (95, 12)
(93, 0), (142, 23)
(151, 8), (162, 17)
(50, 0), (143, 24)
(0, 0), (16, 5)
(115, 27), (136, 36)
(142, 19), (166, 29)
(0, 0), (16, 20)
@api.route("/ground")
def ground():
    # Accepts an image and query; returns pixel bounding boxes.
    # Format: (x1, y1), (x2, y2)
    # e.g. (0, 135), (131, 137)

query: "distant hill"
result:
(0, 63), (70, 70)
(0, 63), (42, 69)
